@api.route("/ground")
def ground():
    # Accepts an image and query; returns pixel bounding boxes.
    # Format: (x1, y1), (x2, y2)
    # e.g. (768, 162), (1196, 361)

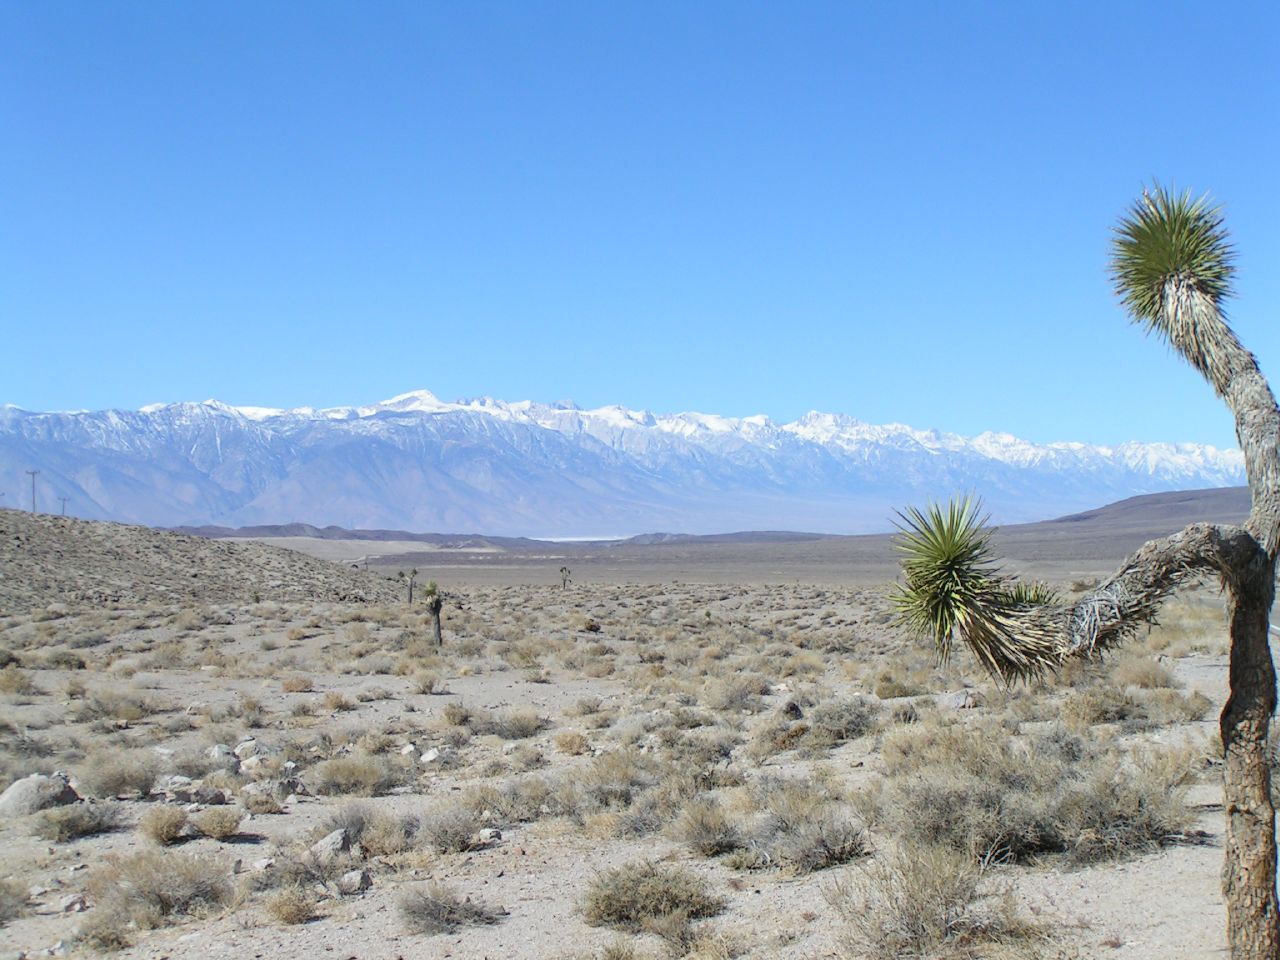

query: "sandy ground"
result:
(0, 511), (1254, 960)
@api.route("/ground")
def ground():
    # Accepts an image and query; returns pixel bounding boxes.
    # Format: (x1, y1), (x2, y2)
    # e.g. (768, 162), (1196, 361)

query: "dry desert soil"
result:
(0, 495), (1258, 959)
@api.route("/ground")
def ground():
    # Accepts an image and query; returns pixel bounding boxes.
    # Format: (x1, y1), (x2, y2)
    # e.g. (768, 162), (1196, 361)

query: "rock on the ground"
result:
(336, 868), (372, 895)
(0, 773), (79, 818)
(937, 689), (982, 710)
(309, 828), (351, 863)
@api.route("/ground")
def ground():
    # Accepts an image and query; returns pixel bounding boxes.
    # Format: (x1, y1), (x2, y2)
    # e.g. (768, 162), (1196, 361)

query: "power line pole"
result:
(58, 496), (68, 516)
(25, 470), (39, 513)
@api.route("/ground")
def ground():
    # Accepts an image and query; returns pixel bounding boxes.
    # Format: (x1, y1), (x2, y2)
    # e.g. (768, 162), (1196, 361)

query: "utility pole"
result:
(58, 496), (68, 516)
(25, 470), (39, 513)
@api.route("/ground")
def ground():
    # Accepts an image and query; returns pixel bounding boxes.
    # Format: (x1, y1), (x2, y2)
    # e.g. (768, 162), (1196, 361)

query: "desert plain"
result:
(0, 490), (1258, 959)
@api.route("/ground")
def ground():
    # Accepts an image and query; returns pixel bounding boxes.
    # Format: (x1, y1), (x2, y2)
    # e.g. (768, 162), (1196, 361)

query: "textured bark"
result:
(1053, 523), (1262, 656)
(1031, 284), (1280, 957)
(1221, 556), (1280, 960)
(1146, 282), (1280, 959)
(427, 596), (443, 647)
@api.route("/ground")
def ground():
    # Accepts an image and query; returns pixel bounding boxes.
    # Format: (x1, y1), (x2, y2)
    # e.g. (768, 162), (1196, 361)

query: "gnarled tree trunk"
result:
(896, 190), (1280, 958)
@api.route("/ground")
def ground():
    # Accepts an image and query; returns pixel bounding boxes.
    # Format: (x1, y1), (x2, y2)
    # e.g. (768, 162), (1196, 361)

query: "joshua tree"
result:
(559, 566), (572, 591)
(893, 186), (1279, 959)
(397, 567), (419, 603)
(423, 580), (444, 647)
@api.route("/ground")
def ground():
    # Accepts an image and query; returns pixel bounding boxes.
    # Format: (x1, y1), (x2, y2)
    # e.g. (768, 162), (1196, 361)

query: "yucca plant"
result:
(892, 496), (1059, 681)
(893, 185), (1280, 959)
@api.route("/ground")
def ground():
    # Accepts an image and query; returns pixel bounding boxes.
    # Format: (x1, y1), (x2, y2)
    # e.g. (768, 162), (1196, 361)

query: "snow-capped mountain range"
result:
(0, 390), (1245, 536)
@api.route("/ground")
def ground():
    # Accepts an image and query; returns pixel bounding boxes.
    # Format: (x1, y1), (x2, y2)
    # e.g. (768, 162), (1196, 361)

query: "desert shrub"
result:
(887, 764), (1060, 861)
(141, 805), (190, 845)
(566, 945), (651, 960)
(76, 748), (160, 798)
(399, 882), (504, 935)
(889, 700), (921, 725)
(281, 675), (313, 693)
(1058, 749), (1197, 864)
(265, 886), (316, 925)
(668, 729), (739, 769)
(322, 691), (356, 712)
(1113, 654), (1178, 689)
(583, 860), (724, 932)
(747, 717), (811, 760)
(39, 648), (88, 670)
(473, 708), (549, 740)
(193, 807), (243, 840)
(730, 778), (867, 874)
(73, 688), (156, 723)
(701, 676), (768, 713)
(576, 750), (660, 813)
(671, 798), (742, 857)
(411, 671), (447, 695)
(316, 802), (378, 844)
(85, 850), (234, 941)
(309, 755), (401, 796)
(1061, 685), (1148, 728)
(360, 811), (417, 856)
(420, 805), (481, 854)
(243, 791), (284, 815)
(441, 702), (472, 726)
(880, 720), (1194, 864)
(763, 809), (867, 874)
(1145, 688), (1213, 724)
(0, 879), (26, 924)
(555, 730), (590, 755)
(616, 776), (701, 838)
(828, 842), (1029, 959)
(872, 670), (926, 699)
(464, 776), (572, 826)
(806, 697), (880, 743)
(0, 665), (37, 695)
(33, 802), (121, 842)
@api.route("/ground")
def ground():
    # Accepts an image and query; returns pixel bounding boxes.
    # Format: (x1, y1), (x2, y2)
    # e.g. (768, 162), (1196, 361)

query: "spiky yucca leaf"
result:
(892, 496), (1062, 682)
(1002, 580), (1059, 606)
(891, 496), (1000, 664)
(1109, 184), (1234, 331)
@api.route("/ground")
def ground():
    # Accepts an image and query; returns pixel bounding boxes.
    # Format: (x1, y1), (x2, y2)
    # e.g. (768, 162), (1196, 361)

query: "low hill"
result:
(0, 510), (401, 612)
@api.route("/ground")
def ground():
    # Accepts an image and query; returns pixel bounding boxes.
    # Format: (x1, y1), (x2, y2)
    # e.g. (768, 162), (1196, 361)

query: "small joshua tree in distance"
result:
(423, 580), (444, 647)
(396, 568), (420, 603)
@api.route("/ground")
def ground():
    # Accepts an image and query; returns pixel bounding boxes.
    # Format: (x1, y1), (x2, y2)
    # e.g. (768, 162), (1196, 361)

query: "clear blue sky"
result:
(2, 1), (1276, 448)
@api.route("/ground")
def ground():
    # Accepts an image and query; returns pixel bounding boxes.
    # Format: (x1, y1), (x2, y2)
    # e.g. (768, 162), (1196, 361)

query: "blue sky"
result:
(2, 1), (1277, 448)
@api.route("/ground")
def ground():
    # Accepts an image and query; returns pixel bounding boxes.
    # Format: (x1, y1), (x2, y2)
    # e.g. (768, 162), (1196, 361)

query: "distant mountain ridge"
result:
(0, 389), (1245, 536)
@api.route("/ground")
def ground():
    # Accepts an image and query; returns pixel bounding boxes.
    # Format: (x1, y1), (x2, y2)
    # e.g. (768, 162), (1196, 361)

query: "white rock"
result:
(419, 748), (440, 765)
(335, 868), (372, 895)
(233, 739), (260, 759)
(309, 828), (351, 863)
(399, 744), (417, 756)
(0, 773), (79, 818)
(58, 894), (87, 913)
(937, 689), (982, 710)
